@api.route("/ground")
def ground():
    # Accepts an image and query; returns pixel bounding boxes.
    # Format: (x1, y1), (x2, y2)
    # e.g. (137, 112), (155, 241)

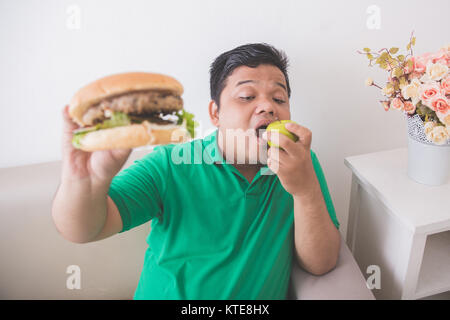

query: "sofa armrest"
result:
(288, 235), (375, 300)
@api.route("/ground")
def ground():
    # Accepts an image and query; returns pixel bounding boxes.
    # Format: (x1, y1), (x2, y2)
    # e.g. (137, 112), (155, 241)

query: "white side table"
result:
(345, 148), (450, 300)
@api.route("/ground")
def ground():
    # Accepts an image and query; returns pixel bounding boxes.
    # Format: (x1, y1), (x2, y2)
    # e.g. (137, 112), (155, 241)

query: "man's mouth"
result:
(255, 124), (268, 138)
(254, 119), (275, 141)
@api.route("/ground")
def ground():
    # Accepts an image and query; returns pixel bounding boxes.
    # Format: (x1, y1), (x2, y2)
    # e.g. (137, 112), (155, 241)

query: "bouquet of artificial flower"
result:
(359, 33), (449, 145)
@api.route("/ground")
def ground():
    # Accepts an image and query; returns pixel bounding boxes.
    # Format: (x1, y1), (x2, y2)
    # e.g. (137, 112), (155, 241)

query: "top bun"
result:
(68, 72), (184, 126)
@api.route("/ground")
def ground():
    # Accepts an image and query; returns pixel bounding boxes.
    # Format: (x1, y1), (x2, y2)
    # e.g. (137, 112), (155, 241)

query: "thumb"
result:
(62, 105), (83, 153)
(109, 148), (132, 164)
(62, 105), (79, 133)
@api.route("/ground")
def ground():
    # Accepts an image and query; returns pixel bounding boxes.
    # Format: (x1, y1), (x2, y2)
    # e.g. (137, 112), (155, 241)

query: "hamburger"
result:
(68, 72), (197, 151)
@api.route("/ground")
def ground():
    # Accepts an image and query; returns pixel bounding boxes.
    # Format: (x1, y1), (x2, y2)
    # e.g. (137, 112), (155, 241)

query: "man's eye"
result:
(239, 96), (254, 101)
(274, 98), (286, 104)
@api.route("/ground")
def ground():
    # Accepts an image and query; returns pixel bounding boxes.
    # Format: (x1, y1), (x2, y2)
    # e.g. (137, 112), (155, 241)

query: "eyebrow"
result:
(236, 80), (287, 92)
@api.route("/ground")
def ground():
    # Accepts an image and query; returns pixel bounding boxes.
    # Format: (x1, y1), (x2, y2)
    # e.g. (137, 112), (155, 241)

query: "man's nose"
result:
(255, 97), (276, 116)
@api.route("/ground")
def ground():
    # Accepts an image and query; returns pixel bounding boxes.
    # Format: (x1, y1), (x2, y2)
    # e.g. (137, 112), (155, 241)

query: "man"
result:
(52, 43), (340, 300)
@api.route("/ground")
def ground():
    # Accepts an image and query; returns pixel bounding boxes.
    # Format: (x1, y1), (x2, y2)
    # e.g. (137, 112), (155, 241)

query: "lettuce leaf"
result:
(72, 110), (198, 149)
(72, 112), (130, 149)
(98, 111), (131, 129)
(176, 109), (199, 138)
(72, 132), (86, 149)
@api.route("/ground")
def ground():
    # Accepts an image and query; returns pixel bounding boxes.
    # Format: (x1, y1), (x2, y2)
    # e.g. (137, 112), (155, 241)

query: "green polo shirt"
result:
(108, 128), (339, 300)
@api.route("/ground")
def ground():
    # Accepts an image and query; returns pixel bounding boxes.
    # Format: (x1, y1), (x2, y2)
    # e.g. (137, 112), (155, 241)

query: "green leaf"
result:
(407, 60), (414, 69)
(98, 111), (130, 129)
(72, 133), (85, 149)
(72, 126), (98, 148)
(363, 48), (371, 52)
(411, 37), (416, 46)
(389, 47), (399, 54)
(389, 57), (398, 67)
(407, 43), (411, 50)
(416, 102), (434, 116)
(176, 109), (198, 139)
(399, 76), (407, 86)
(367, 53), (373, 60)
(397, 55), (405, 62)
(71, 112), (131, 149)
(393, 68), (403, 77)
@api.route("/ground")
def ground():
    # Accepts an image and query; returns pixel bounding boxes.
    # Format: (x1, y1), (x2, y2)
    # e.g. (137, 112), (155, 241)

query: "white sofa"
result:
(0, 148), (374, 300)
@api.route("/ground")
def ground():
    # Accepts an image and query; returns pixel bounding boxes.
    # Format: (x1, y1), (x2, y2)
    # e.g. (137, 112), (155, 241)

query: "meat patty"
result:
(82, 90), (183, 126)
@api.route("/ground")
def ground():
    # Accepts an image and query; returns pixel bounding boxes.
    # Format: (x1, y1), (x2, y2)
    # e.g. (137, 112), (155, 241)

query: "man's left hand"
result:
(262, 122), (317, 198)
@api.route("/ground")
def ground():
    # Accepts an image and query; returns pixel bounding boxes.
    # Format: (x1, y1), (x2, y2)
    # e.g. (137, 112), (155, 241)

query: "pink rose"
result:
(391, 98), (404, 110)
(414, 53), (433, 73)
(420, 52), (434, 62)
(430, 96), (449, 113)
(433, 48), (450, 66)
(431, 49), (447, 63)
(435, 58), (448, 66)
(414, 59), (427, 73)
(409, 72), (423, 80)
(403, 101), (416, 115)
(441, 76), (450, 95)
(419, 82), (441, 107)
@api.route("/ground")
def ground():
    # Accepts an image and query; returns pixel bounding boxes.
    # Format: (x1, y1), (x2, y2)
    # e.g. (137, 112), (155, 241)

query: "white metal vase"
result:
(406, 114), (450, 186)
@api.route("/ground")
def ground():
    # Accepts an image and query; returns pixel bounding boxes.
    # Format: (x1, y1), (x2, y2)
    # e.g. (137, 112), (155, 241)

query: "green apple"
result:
(266, 120), (299, 148)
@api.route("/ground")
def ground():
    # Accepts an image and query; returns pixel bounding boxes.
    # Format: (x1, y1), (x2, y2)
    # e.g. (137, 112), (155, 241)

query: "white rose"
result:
(382, 85), (394, 96)
(425, 61), (448, 81)
(436, 109), (450, 126)
(401, 78), (421, 105)
(424, 121), (437, 135)
(426, 125), (449, 145)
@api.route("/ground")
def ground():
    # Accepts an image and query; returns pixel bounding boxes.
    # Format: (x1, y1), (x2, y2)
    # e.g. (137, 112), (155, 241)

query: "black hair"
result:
(209, 43), (291, 108)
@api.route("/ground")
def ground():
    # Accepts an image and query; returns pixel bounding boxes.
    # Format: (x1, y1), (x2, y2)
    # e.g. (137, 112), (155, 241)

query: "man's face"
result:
(211, 64), (291, 165)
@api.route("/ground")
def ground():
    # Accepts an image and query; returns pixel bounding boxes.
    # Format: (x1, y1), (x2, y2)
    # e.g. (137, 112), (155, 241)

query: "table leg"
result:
(347, 173), (361, 253)
(401, 233), (427, 299)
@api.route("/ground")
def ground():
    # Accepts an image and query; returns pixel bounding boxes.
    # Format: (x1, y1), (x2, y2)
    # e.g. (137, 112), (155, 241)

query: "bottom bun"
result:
(77, 122), (190, 152)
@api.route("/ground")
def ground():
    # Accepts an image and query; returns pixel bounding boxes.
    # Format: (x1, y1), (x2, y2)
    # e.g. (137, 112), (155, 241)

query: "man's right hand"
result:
(62, 105), (132, 185)
(52, 105), (131, 243)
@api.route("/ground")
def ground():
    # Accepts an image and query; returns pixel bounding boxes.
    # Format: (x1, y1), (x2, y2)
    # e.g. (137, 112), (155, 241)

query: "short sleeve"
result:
(310, 150), (340, 230)
(108, 146), (168, 233)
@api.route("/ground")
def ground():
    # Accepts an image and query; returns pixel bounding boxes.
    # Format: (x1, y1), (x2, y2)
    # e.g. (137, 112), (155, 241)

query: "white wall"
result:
(1, 0), (449, 238)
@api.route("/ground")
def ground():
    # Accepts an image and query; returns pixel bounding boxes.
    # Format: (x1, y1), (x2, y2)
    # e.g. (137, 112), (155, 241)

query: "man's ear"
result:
(208, 100), (220, 127)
